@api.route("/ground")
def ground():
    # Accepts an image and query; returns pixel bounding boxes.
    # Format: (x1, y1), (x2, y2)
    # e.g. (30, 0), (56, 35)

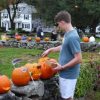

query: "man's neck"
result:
(65, 23), (74, 33)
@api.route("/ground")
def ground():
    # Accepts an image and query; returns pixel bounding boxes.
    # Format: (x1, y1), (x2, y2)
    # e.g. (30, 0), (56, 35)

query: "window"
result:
(22, 23), (30, 29)
(16, 14), (20, 18)
(25, 24), (30, 28)
(3, 14), (8, 18)
(24, 14), (29, 20)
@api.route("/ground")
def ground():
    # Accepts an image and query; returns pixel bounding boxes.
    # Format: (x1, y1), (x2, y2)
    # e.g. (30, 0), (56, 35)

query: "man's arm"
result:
(54, 52), (82, 71)
(42, 45), (61, 57)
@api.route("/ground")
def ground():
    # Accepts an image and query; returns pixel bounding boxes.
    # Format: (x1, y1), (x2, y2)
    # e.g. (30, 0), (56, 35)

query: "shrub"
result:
(75, 62), (97, 98)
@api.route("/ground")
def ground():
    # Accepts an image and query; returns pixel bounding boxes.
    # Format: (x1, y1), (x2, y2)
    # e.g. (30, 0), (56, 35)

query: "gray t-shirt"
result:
(59, 29), (81, 79)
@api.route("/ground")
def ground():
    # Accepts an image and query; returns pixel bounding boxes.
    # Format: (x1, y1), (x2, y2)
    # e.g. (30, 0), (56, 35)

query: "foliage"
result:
(0, 0), (22, 30)
(75, 63), (97, 98)
(26, 0), (100, 32)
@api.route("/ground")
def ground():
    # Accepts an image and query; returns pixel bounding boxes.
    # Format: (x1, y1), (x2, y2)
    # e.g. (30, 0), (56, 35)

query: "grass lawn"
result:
(0, 47), (59, 77)
(0, 47), (100, 77)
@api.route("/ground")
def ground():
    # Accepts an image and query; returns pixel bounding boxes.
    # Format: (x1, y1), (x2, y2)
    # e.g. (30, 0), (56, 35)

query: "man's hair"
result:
(54, 11), (71, 23)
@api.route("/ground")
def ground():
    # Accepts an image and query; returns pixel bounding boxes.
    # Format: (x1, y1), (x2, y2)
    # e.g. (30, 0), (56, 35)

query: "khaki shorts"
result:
(59, 77), (77, 99)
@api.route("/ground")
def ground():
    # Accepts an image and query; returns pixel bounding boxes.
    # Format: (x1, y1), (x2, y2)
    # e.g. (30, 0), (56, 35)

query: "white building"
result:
(0, 3), (37, 32)
(96, 24), (100, 33)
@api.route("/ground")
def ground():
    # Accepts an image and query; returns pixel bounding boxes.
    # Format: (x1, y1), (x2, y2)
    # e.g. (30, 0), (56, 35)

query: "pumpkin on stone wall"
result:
(82, 36), (89, 42)
(15, 35), (21, 41)
(32, 64), (41, 80)
(24, 63), (41, 80)
(27, 37), (32, 41)
(11, 67), (30, 86)
(40, 61), (56, 79)
(0, 75), (11, 94)
(35, 37), (41, 42)
(44, 37), (50, 42)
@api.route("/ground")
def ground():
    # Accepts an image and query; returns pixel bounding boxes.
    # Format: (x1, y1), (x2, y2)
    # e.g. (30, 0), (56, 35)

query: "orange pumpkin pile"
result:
(0, 75), (11, 94)
(11, 56), (58, 86)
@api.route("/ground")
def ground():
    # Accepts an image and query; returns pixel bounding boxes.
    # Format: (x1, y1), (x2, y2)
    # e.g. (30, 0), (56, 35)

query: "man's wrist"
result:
(60, 66), (65, 71)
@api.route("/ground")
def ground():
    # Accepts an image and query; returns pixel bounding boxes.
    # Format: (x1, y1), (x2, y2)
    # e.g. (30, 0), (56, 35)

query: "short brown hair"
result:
(54, 11), (71, 23)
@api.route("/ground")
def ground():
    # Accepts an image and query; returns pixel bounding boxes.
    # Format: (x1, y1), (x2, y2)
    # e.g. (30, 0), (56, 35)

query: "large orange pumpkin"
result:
(12, 67), (30, 86)
(82, 36), (89, 42)
(0, 75), (11, 94)
(40, 61), (55, 79)
(35, 37), (41, 42)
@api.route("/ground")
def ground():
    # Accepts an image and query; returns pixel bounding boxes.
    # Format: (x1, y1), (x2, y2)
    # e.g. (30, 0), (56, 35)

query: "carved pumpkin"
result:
(38, 57), (49, 64)
(12, 67), (30, 86)
(24, 63), (41, 80)
(44, 37), (50, 42)
(24, 63), (34, 72)
(32, 64), (41, 80)
(82, 36), (89, 42)
(0, 75), (11, 94)
(40, 61), (54, 79)
(35, 37), (41, 42)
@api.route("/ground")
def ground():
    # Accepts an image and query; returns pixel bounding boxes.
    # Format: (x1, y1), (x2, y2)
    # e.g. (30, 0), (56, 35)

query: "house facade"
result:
(0, 3), (37, 32)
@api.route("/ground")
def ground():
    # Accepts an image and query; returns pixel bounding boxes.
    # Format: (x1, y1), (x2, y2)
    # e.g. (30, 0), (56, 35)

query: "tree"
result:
(0, 0), (21, 30)
(27, 0), (100, 32)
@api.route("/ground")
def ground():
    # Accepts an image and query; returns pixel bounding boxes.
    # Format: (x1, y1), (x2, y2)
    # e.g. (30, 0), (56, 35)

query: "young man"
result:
(42, 11), (82, 100)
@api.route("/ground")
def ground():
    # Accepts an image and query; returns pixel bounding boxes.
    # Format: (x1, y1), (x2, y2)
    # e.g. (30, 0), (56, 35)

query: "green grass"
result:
(0, 47), (59, 77)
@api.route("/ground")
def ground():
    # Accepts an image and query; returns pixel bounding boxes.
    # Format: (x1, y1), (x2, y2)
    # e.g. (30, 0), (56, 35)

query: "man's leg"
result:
(59, 77), (77, 100)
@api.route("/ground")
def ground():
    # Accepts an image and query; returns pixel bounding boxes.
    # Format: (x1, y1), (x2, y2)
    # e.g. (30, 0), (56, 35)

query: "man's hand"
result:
(41, 49), (51, 57)
(53, 63), (63, 72)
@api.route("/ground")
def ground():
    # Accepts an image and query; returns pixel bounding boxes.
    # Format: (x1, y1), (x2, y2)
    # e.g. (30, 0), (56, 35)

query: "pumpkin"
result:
(24, 63), (41, 80)
(82, 36), (89, 42)
(0, 75), (11, 94)
(32, 64), (41, 80)
(44, 37), (50, 42)
(12, 67), (30, 86)
(15, 35), (21, 41)
(24, 63), (34, 72)
(27, 37), (32, 41)
(35, 37), (41, 42)
(38, 57), (49, 64)
(89, 36), (95, 42)
(6, 37), (10, 41)
(40, 61), (55, 79)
